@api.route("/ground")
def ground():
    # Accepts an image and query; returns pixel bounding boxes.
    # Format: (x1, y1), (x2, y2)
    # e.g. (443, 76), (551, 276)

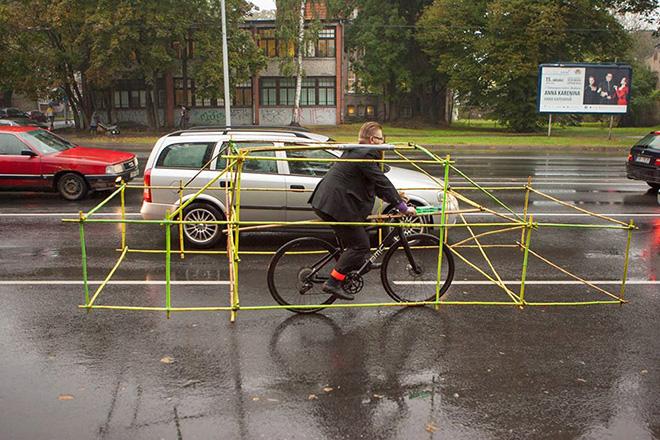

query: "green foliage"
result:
(2, 0), (264, 128)
(621, 63), (659, 126)
(344, 0), (447, 122)
(417, 0), (632, 132)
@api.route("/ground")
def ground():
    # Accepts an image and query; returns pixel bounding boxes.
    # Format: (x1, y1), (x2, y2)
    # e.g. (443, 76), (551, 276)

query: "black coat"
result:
(308, 147), (403, 222)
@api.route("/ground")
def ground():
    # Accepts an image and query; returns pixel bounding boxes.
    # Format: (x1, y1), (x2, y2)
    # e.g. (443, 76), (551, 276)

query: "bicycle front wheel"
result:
(267, 237), (340, 313)
(381, 233), (454, 303)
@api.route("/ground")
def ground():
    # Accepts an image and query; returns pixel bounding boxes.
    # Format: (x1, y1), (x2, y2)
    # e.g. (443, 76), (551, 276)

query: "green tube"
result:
(79, 221), (89, 305)
(85, 183), (126, 218)
(165, 211), (171, 317)
(449, 164), (524, 221)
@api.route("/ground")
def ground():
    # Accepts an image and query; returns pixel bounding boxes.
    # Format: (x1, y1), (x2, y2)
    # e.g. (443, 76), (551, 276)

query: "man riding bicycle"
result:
(308, 122), (417, 300)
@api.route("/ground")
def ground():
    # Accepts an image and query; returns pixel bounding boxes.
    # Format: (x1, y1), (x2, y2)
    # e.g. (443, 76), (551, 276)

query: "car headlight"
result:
(437, 191), (456, 210)
(106, 164), (124, 174)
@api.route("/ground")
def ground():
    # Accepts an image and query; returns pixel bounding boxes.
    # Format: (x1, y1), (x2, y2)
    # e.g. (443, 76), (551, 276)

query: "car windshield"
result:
(634, 134), (660, 149)
(22, 130), (75, 154)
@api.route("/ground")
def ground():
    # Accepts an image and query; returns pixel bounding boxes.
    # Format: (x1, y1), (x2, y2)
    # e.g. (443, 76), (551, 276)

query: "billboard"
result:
(537, 63), (632, 114)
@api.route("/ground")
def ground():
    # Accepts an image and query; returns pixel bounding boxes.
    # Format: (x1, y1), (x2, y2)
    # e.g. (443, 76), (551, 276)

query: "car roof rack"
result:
(169, 125), (328, 140)
(180, 125), (311, 133)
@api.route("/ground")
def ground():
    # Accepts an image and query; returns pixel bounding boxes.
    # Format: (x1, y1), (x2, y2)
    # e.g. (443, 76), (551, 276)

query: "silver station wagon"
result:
(140, 127), (459, 248)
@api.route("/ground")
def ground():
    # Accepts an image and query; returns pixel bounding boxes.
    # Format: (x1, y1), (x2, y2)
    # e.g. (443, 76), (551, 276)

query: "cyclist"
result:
(308, 121), (417, 300)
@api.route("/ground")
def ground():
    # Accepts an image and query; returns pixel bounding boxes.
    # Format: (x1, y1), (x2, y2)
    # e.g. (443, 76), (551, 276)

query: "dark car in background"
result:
(0, 117), (49, 130)
(626, 131), (660, 191)
(26, 110), (48, 123)
(0, 107), (29, 119)
(0, 126), (138, 200)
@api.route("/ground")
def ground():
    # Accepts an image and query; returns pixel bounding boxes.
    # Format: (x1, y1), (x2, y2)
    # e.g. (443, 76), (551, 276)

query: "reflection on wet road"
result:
(0, 152), (659, 439)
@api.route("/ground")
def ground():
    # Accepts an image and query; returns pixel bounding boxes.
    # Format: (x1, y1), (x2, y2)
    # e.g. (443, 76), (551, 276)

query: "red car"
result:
(0, 126), (138, 200)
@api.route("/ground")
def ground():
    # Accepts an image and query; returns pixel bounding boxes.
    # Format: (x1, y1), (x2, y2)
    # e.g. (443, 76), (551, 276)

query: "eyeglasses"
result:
(371, 134), (386, 142)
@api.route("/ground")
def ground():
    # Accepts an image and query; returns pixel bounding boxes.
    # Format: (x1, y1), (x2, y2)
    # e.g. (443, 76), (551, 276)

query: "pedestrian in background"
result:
(90, 110), (99, 135)
(180, 106), (191, 130)
(46, 105), (55, 130)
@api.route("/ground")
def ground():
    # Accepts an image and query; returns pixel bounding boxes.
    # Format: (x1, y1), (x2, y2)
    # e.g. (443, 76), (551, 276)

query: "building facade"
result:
(98, 13), (347, 128)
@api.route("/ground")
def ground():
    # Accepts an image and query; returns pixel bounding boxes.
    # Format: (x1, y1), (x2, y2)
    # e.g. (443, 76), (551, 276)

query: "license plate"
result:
(130, 169), (139, 178)
(635, 156), (651, 164)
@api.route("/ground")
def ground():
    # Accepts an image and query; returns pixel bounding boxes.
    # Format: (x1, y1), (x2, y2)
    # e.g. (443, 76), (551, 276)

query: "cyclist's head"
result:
(358, 122), (384, 145)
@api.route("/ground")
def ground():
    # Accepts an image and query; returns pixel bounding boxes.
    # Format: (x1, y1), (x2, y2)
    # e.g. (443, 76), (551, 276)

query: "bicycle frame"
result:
(306, 219), (419, 285)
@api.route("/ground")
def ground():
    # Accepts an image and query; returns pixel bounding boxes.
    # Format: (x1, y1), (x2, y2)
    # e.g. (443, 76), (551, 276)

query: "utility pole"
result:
(221, 0), (231, 126)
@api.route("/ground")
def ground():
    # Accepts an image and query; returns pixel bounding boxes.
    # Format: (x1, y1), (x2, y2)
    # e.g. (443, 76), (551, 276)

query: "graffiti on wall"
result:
(260, 107), (336, 125)
(115, 109), (165, 126)
(193, 108), (253, 126)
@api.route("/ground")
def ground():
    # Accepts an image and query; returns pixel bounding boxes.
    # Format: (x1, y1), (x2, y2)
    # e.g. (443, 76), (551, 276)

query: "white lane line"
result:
(0, 280), (230, 285)
(0, 280), (657, 285)
(0, 213), (143, 217)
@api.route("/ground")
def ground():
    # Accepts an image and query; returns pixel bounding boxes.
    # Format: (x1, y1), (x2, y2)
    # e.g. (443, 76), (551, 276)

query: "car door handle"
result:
(219, 181), (227, 187)
(290, 185), (305, 190)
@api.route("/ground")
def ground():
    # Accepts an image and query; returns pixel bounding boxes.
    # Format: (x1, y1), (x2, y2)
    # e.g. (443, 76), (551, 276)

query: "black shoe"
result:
(367, 262), (382, 271)
(323, 277), (354, 301)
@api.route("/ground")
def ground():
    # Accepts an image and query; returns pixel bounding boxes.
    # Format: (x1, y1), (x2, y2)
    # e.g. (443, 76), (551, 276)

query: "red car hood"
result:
(53, 146), (134, 164)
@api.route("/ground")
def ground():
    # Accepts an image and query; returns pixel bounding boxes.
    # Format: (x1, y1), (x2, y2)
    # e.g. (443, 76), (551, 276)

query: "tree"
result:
(417, 0), (633, 131)
(344, 0), (449, 123)
(2, 0), (98, 128)
(276, 0), (321, 126)
(88, 0), (265, 130)
(2, 0), (264, 130)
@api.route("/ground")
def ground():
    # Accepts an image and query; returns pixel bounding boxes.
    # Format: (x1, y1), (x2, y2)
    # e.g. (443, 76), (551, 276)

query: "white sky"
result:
(251, 0), (276, 10)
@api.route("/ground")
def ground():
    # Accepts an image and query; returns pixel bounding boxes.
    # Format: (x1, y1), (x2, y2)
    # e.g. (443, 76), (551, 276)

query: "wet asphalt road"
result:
(1, 150), (659, 439)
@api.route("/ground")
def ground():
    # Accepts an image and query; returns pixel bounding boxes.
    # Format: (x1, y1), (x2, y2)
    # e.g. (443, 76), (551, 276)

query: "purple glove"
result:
(397, 201), (409, 213)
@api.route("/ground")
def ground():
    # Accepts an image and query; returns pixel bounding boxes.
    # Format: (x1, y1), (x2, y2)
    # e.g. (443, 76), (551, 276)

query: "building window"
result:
(401, 105), (412, 118)
(193, 81), (252, 108)
(315, 28), (335, 58)
(347, 105), (356, 117)
(257, 29), (277, 57)
(172, 40), (195, 59)
(300, 79), (316, 105)
(235, 81), (253, 107)
(279, 78), (296, 106)
(318, 78), (335, 106)
(261, 78), (278, 105)
(259, 77), (335, 107)
(366, 105), (374, 116)
(113, 81), (146, 108)
(257, 27), (335, 58)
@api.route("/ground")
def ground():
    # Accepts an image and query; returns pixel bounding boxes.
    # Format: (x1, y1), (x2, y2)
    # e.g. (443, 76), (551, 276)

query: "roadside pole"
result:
(221, 0), (231, 127)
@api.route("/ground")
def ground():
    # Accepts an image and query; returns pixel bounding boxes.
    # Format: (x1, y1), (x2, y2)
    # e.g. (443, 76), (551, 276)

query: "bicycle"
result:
(266, 212), (455, 313)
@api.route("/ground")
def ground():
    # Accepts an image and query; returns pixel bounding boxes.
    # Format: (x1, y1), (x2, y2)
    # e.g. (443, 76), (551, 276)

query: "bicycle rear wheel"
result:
(381, 233), (454, 303)
(267, 237), (340, 313)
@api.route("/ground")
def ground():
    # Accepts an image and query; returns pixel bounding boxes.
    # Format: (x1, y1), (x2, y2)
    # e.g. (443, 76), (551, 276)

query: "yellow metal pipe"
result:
(86, 246), (129, 308)
(524, 246), (623, 301)
(528, 187), (628, 226)
(446, 246), (522, 304)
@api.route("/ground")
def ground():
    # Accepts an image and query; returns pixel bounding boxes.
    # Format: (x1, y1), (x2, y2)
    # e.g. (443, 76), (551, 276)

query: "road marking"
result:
(0, 213), (143, 217)
(0, 280), (657, 285)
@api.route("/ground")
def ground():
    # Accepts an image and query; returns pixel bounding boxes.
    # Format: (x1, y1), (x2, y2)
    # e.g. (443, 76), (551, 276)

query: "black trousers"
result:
(315, 209), (370, 275)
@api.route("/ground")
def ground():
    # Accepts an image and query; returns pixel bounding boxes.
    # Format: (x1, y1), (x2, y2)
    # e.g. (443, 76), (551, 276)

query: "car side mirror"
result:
(21, 149), (38, 157)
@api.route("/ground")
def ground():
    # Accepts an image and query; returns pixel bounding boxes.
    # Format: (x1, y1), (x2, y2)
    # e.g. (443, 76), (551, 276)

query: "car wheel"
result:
(646, 181), (660, 191)
(57, 173), (89, 201)
(181, 203), (225, 249)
